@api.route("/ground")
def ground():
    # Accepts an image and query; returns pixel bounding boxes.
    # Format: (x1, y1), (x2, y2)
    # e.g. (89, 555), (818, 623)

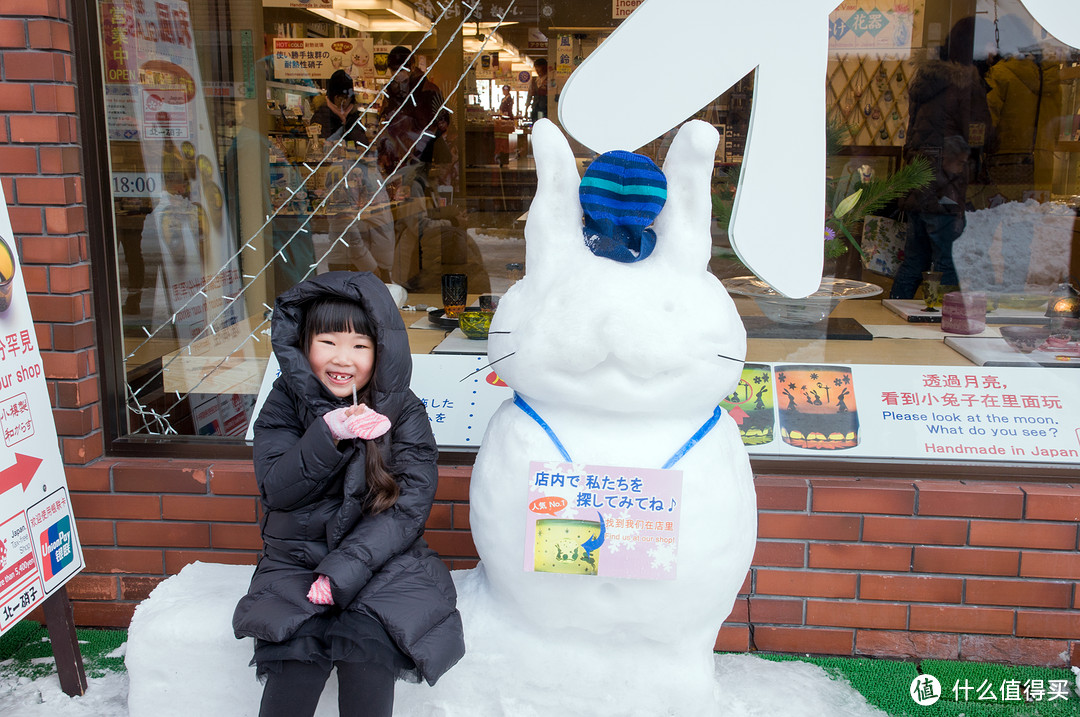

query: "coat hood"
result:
(909, 60), (974, 104)
(993, 57), (1042, 95)
(271, 271), (412, 422)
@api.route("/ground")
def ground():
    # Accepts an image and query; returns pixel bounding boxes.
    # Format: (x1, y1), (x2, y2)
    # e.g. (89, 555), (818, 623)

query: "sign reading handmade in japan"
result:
(524, 461), (682, 580)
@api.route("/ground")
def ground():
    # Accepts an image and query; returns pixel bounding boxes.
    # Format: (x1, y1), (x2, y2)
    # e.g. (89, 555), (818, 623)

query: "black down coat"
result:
(232, 271), (464, 685)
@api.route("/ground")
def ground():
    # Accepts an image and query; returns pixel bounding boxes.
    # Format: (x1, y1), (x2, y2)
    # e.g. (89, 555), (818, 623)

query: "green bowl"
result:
(459, 310), (492, 339)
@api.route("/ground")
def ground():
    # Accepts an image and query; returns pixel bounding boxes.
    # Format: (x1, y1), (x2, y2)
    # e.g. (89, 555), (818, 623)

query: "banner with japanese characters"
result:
(828, 0), (924, 56)
(273, 37), (375, 82)
(0, 185), (84, 636)
(524, 461), (682, 580)
(720, 363), (1080, 464)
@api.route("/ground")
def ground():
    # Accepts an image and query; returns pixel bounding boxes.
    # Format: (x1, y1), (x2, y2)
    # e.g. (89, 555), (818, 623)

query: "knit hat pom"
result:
(579, 150), (667, 263)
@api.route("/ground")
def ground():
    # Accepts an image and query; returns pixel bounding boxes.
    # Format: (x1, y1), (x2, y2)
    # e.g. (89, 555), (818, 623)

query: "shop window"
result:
(93, 0), (1079, 469)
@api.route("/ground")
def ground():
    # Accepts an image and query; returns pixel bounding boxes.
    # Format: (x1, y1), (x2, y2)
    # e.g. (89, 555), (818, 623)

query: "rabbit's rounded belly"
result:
(471, 410), (757, 641)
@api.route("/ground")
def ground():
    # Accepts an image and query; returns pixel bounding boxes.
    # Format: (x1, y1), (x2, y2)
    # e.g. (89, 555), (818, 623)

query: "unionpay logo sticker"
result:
(38, 515), (73, 581)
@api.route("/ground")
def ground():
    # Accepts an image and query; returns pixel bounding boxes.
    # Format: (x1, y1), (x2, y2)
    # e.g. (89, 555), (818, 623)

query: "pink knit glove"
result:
(307, 575), (333, 605)
(322, 406), (355, 441)
(345, 405), (391, 439)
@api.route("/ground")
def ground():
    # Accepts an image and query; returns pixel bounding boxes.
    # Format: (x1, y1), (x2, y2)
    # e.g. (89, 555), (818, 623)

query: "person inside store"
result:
(498, 84), (515, 118)
(377, 46), (451, 288)
(889, 18), (990, 300)
(525, 57), (548, 122)
(232, 272), (465, 717)
(310, 69), (365, 144)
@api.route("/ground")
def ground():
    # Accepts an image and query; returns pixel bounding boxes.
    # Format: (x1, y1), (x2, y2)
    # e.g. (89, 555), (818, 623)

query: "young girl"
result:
(233, 272), (464, 717)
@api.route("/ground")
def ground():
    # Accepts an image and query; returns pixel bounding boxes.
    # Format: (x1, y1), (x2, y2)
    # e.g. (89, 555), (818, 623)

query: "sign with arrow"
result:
(0, 183), (84, 637)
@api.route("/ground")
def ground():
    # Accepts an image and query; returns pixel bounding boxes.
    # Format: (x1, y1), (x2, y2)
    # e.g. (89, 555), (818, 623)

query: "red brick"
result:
(53, 405), (98, 435)
(54, 375), (99, 408)
(970, 520), (1076, 550)
(1016, 611), (1080, 640)
(43, 351), (92, 380)
(71, 493), (160, 520)
(748, 597), (803, 624)
(37, 146), (79, 175)
(1023, 485), (1080, 521)
(425, 503), (452, 529)
(860, 574), (963, 603)
(161, 495), (256, 522)
(46, 263), (90, 293)
(208, 463), (258, 495)
(754, 626), (853, 656)
(806, 600), (907, 630)
(752, 541), (805, 568)
(913, 546), (1019, 576)
(910, 605), (1014, 634)
(959, 635), (1069, 667)
(52, 320), (96, 351)
(120, 576), (164, 602)
(808, 544), (912, 572)
(0, 0), (66, 20)
(811, 480), (915, 515)
(113, 463), (208, 493)
(20, 264), (47, 292)
(965, 579), (1071, 609)
(1020, 552), (1080, 580)
(451, 503), (470, 530)
(14, 175), (78, 204)
(916, 481), (1024, 519)
(725, 598), (748, 623)
(0, 18), (26, 47)
(0, 82), (33, 111)
(755, 570), (857, 599)
(425, 530), (477, 558)
(65, 574), (117, 601)
(435, 469), (470, 501)
(0, 144), (36, 172)
(3, 51), (67, 81)
(43, 205), (85, 234)
(117, 521), (209, 548)
(72, 602), (135, 628)
(83, 547), (163, 574)
(73, 519), (114, 546)
(6, 205), (41, 233)
(163, 550), (257, 574)
(757, 514), (860, 541)
(856, 630), (959, 660)
(448, 559), (478, 570)
(61, 434), (104, 464)
(211, 523), (263, 550)
(1072, 643), (1080, 667)
(26, 19), (69, 51)
(30, 295), (86, 323)
(18, 234), (81, 264)
(9, 113), (71, 143)
(714, 626), (749, 652)
(32, 82), (77, 113)
(754, 476), (808, 511)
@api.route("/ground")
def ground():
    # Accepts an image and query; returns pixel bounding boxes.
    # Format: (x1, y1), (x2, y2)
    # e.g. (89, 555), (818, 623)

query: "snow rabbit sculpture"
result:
(468, 118), (757, 712)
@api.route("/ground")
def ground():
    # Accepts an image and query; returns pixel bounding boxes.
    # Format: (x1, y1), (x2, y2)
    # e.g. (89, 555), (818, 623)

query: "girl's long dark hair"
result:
(302, 298), (399, 514)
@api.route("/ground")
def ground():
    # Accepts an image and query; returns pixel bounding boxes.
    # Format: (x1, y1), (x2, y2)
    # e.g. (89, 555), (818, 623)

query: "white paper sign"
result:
(0, 185), (84, 636)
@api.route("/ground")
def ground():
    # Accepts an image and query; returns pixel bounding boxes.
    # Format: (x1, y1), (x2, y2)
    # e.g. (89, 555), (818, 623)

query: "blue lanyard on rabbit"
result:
(513, 393), (724, 470)
(579, 150), (666, 263)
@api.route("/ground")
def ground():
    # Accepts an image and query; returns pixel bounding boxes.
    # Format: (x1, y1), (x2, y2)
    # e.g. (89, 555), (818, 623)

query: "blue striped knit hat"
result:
(579, 150), (667, 263)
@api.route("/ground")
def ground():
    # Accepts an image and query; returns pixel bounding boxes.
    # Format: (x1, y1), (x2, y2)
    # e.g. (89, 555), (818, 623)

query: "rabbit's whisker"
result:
(459, 352), (516, 382)
(487, 331), (511, 334)
(717, 353), (744, 363)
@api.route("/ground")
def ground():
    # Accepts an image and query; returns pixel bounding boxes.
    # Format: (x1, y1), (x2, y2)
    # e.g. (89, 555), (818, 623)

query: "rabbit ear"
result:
(524, 119), (589, 277)
(650, 120), (718, 272)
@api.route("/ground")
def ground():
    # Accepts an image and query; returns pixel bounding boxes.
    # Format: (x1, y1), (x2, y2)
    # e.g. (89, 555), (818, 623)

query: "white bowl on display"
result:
(723, 276), (883, 325)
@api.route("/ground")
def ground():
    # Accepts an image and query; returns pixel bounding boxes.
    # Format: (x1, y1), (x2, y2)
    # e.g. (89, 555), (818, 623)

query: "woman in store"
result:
(525, 58), (549, 122)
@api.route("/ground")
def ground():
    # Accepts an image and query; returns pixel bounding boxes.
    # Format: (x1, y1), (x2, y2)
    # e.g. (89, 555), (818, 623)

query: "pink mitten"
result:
(345, 406), (392, 439)
(307, 575), (333, 605)
(322, 406), (354, 441)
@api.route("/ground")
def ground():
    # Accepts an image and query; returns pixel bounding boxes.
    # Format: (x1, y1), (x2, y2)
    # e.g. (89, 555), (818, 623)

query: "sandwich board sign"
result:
(0, 183), (85, 638)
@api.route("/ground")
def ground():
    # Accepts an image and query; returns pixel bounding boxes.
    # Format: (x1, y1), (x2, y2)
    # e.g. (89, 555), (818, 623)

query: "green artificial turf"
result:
(0, 621), (126, 681)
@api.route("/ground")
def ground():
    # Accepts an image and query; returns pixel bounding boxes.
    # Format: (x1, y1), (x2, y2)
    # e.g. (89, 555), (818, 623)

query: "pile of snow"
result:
(954, 200), (1076, 292)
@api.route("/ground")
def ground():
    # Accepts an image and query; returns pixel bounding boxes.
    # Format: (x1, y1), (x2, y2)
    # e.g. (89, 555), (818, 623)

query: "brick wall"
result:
(0, 0), (102, 467)
(61, 460), (1080, 669)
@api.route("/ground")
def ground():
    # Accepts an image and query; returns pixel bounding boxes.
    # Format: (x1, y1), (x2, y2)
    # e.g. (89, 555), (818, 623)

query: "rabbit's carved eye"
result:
(579, 150), (667, 264)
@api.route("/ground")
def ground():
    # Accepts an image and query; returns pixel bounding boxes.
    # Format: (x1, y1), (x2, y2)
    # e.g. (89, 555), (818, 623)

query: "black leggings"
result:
(259, 659), (395, 717)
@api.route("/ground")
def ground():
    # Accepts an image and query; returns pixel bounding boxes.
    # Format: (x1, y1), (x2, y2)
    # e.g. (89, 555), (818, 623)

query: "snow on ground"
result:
(0, 562), (885, 717)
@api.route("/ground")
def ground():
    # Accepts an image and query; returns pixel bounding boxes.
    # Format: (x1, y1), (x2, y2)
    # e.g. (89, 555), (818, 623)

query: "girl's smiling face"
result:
(308, 330), (375, 399)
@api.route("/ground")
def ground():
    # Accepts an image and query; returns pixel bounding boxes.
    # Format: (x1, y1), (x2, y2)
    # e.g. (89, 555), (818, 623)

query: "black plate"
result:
(427, 308), (459, 328)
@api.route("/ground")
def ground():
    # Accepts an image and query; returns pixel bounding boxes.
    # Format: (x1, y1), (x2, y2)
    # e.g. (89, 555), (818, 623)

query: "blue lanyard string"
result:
(513, 393), (725, 469)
